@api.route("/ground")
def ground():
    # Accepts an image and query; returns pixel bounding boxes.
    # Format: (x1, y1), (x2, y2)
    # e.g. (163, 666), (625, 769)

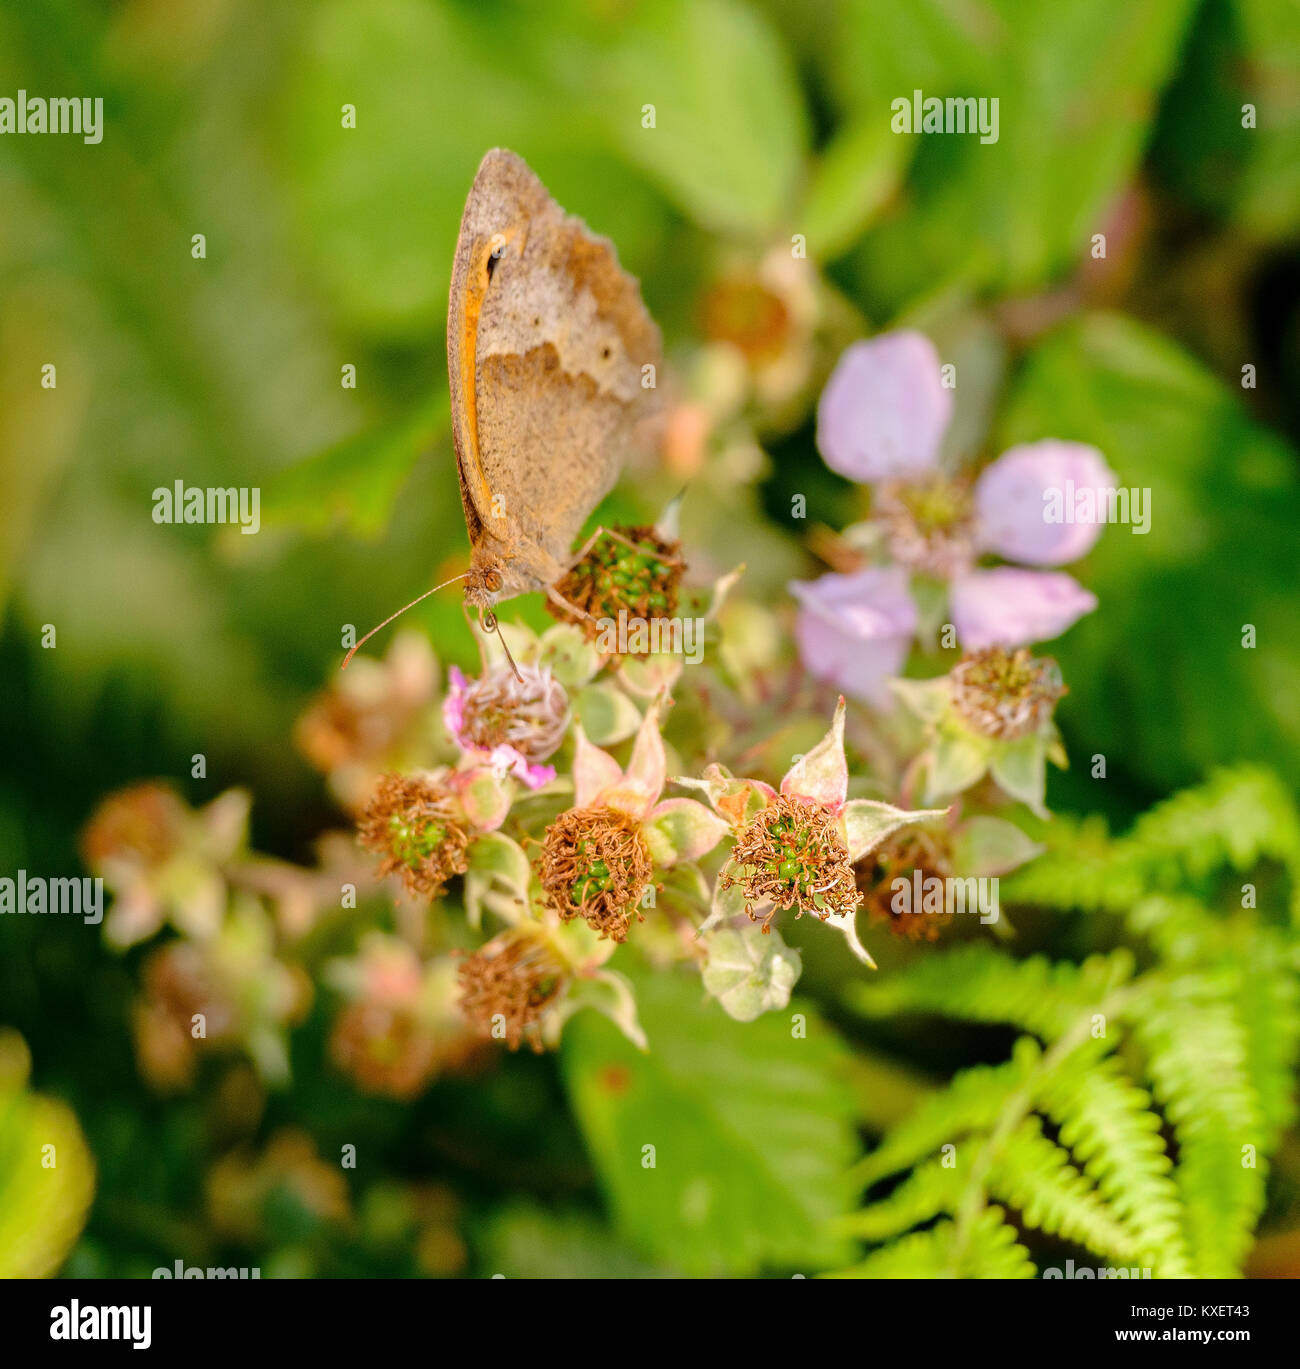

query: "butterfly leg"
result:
(573, 525), (686, 568)
(546, 585), (599, 626)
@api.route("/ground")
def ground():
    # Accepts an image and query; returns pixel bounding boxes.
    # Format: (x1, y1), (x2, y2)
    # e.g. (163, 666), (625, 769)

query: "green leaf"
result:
(561, 967), (858, 1275)
(478, 1202), (678, 1279)
(800, 118), (910, 260)
(989, 733), (1048, 816)
(700, 924), (801, 1022)
(838, 0), (1197, 307)
(0, 1032), (95, 1277)
(259, 396), (447, 539)
(585, 0), (809, 235)
(1150, 0), (1300, 244)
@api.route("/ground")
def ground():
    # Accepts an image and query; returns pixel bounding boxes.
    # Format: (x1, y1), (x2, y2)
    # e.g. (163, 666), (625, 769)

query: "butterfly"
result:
(345, 149), (663, 672)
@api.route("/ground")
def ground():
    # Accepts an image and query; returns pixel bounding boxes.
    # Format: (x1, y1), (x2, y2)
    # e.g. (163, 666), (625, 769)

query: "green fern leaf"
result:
(848, 943), (1134, 1042)
(1131, 976), (1267, 1277)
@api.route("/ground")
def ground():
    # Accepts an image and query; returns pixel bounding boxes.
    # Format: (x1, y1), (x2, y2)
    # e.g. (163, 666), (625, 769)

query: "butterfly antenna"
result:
(482, 610), (524, 683)
(341, 573), (469, 670)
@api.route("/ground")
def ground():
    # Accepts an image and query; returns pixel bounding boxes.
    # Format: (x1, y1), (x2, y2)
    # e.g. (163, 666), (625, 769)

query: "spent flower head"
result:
(549, 525), (685, 646)
(325, 936), (481, 1098)
(950, 646), (1067, 740)
(892, 647), (1070, 816)
(686, 698), (946, 966)
(539, 699), (728, 943)
(457, 926), (569, 1052)
(357, 765), (509, 901)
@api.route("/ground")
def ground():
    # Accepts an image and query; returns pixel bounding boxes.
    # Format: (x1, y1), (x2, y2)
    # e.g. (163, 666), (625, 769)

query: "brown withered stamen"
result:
(538, 805), (653, 942)
(547, 525), (685, 647)
(329, 1001), (441, 1099)
(457, 932), (568, 1053)
(950, 646), (1067, 740)
(700, 271), (792, 365)
(357, 773), (470, 900)
(722, 793), (862, 929)
(81, 782), (186, 871)
(858, 825), (956, 943)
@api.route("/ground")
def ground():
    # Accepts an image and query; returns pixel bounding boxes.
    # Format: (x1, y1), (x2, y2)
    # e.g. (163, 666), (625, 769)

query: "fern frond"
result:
(1131, 976), (1267, 1277)
(842, 1155), (962, 1242)
(998, 813), (1142, 911)
(1004, 767), (1300, 922)
(1036, 1050), (1191, 1276)
(1229, 933), (1300, 1145)
(854, 1043), (1039, 1188)
(848, 944), (1134, 1042)
(832, 1222), (953, 1278)
(1126, 766), (1300, 905)
(986, 1116), (1141, 1262)
(842, 769), (1299, 1279)
(834, 1209), (1033, 1279)
(956, 1208), (1036, 1279)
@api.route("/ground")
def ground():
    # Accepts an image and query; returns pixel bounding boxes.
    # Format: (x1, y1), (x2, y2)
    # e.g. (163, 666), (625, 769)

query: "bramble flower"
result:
(795, 331), (1112, 699)
(788, 565), (917, 707)
(82, 782), (251, 948)
(858, 824), (958, 944)
(892, 646), (1069, 816)
(326, 935), (480, 1098)
(481, 616), (643, 748)
(443, 662), (568, 788)
(688, 699), (946, 966)
(538, 700), (729, 943)
(457, 926), (569, 1052)
(357, 766), (510, 901)
(294, 631), (439, 808)
(698, 245), (829, 418)
(231, 830), (378, 941)
(132, 897), (310, 1089)
(206, 1130), (351, 1245)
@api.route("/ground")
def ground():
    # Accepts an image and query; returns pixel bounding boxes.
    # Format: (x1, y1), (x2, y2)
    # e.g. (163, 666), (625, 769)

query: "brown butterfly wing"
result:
(447, 149), (662, 593)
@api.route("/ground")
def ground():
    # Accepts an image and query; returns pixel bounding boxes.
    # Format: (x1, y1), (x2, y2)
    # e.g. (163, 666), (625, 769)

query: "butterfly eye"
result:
(484, 569), (503, 593)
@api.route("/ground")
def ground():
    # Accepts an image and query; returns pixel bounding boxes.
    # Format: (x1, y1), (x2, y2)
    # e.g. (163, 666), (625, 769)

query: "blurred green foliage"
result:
(1, 0), (1298, 1278)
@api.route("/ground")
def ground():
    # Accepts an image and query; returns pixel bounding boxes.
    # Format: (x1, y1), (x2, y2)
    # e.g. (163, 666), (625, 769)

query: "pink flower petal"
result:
(816, 332), (952, 482)
(487, 745), (554, 791)
(950, 568), (1098, 650)
(624, 699), (667, 805)
(442, 665), (469, 740)
(790, 567), (916, 707)
(782, 696), (849, 809)
(973, 441), (1116, 566)
(572, 725), (622, 810)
